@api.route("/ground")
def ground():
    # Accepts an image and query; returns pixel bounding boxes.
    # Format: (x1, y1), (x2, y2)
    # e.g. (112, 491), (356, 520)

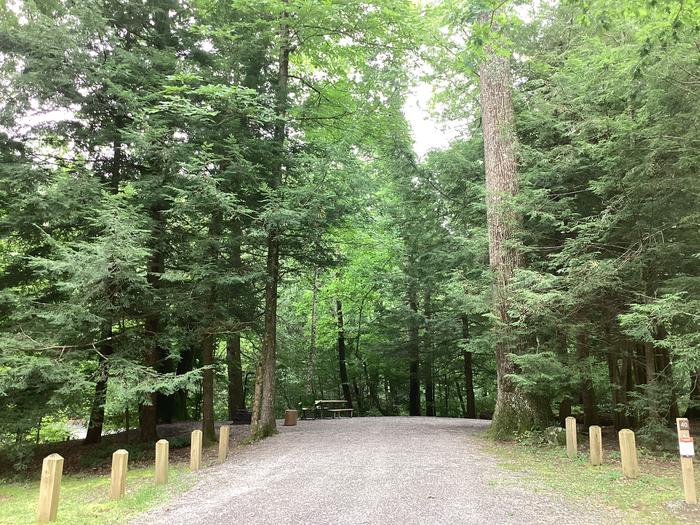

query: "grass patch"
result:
(0, 464), (194, 525)
(486, 441), (700, 524)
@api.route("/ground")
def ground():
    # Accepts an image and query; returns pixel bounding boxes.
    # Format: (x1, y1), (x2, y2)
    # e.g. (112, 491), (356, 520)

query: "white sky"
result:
(403, 80), (459, 158)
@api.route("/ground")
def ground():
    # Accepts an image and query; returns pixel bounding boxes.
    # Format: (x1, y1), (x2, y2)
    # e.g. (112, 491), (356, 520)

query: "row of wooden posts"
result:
(36, 425), (231, 524)
(564, 416), (697, 505)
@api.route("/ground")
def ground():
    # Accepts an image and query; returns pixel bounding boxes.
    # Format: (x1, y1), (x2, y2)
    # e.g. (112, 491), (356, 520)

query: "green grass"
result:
(0, 464), (194, 525)
(486, 441), (700, 524)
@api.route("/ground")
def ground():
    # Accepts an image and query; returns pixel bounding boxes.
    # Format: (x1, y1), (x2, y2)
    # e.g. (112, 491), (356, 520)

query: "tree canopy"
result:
(1, 0), (698, 468)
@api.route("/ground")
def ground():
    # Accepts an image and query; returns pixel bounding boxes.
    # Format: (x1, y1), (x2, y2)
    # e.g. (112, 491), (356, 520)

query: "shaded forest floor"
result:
(1, 421), (251, 479)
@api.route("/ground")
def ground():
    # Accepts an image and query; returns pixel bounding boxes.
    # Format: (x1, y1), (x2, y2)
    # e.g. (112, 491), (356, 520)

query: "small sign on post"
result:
(565, 417), (577, 459)
(676, 418), (697, 505)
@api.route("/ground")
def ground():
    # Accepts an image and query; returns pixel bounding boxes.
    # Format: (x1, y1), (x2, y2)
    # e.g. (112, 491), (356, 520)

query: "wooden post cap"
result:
(589, 425), (603, 466)
(109, 449), (129, 500)
(618, 429), (640, 479)
(565, 417), (577, 459)
(37, 453), (64, 523)
(155, 439), (169, 485)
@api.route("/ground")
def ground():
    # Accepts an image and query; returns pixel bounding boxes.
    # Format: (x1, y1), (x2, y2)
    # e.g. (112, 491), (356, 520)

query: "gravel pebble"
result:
(131, 417), (622, 525)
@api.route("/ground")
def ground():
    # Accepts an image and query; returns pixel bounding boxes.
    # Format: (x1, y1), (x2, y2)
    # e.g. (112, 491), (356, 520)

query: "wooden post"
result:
(589, 425), (603, 466)
(37, 453), (63, 524)
(190, 429), (202, 472)
(154, 439), (169, 485)
(565, 416), (577, 459)
(218, 425), (230, 463)
(618, 429), (639, 479)
(284, 409), (298, 426)
(676, 418), (697, 504)
(109, 449), (129, 500)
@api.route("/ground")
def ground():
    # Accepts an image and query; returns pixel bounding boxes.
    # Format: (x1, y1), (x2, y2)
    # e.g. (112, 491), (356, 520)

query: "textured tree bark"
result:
(227, 219), (246, 417)
(336, 299), (353, 407)
(251, 232), (280, 439)
(201, 212), (222, 444)
(84, 327), (113, 444)
(407, 285), (421, 416)
(461, 314), (476, 419)
(201, 334), (217, 443)
(304, 268), (319, 397)
(250, 1), (289, 440)
(227, 335), (245, 417)
(479, 13), (548, 438)
(424, 289), (435, 417)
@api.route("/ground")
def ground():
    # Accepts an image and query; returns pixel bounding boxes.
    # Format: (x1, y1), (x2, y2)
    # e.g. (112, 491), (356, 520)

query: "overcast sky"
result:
(403, 80), (458, 158)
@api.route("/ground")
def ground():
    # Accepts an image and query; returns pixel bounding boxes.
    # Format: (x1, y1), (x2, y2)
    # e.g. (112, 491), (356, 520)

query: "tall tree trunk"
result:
(201, 334), (216, 443)
(140, 229), (164, 442)
(442, 375), (449, 417)
(424, 289), (435, 417)
(686, 370), (700, 418)
(84, 130), (122, 444)
(227, 219), (246, 417)
(227, 335), (245, 417)
(576, 329), (598, 427)
(407, 285), (421, 416)
(200, 212), (222, 444)
(305, 268), (319, 397)
(84, 327), (113, 444)
(368, 369), (386, 415)
(251, 231), (280, 438)
(461, 314), (477, 419)
(455, 380), (467, 418)
(479, 12), (547, 438)
(336, 299), (353, 407)
(173, 345), (194, 421)
(250, 0), (289, 440)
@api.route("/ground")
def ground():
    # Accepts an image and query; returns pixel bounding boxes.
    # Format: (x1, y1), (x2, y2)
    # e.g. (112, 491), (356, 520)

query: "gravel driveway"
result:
(131, 417), (618, 525)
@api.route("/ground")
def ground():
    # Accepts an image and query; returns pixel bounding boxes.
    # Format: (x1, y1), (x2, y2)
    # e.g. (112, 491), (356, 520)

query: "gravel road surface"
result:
(131, 417), (619, 525)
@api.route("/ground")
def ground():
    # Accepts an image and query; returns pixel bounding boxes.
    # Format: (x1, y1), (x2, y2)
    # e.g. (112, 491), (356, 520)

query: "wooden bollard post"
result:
(676, 418), (697, 504)
(565, 417), (577, 459)
(154, 439), (169, 485)
(589, 425), (603, 466)
(618, 429), (639, 479)
(284, 409), (298, 426)
(190, 429), (202, 471)
(37, 453), (63, 524)
(218, 425), (230, 463)
(109, 449), (129, 500)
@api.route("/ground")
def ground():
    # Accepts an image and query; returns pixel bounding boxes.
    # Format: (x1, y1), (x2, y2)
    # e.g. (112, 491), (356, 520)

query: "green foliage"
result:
(0, 0), (697, 468)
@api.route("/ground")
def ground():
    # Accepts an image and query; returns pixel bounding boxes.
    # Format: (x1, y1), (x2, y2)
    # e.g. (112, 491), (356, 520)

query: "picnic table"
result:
(300, 399), (353, 420)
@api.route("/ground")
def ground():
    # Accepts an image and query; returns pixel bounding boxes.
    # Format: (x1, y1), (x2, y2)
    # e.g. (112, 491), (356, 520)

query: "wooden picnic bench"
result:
(328, 408), (353, 419)
(300, 399), (353, 419)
